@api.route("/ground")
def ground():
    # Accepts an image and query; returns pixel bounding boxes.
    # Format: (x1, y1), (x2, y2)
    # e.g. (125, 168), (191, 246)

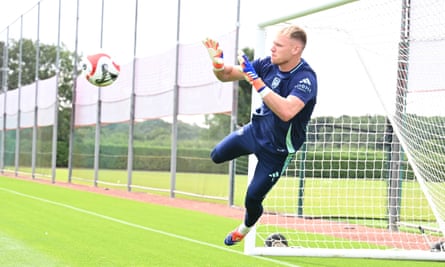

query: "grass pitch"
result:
(0, 175), (443, 267)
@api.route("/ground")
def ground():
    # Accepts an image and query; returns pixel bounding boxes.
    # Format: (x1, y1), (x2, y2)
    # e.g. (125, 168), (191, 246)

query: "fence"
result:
(0, 0), (244, 204)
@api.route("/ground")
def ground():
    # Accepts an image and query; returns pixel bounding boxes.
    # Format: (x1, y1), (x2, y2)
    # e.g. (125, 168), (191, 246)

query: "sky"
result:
(0, 0), (353, 128)
(0, 0), (417, 119)
(0, 0), (338, 58)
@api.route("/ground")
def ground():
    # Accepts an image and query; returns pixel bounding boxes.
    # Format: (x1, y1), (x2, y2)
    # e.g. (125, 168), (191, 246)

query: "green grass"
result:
(9, 167), (436, 221)
(264, 178), (433, 220)
(0, 176), (444, 267)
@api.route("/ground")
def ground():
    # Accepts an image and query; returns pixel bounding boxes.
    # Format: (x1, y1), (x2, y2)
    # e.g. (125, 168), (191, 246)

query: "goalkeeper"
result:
(203, 25), (317, 246)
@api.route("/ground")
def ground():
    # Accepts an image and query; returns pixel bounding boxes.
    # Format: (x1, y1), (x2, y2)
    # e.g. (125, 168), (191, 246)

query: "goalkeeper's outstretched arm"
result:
(202, 37), (245, 82)
(202, 38), (305, 122)
(213, 64), (245, 82)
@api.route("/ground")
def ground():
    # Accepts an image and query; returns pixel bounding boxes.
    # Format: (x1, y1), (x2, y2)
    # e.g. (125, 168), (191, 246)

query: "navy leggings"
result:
(210, 124), (289, 227)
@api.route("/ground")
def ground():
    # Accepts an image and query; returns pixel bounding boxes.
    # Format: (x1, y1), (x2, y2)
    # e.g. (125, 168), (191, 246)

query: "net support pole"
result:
(126, 0), (139, 192)
(93, 0), (106, 187)
(388, 0), (412, 232)
(51, 0), (62, 183)
(15, 16), (23, 176)
(31, 2), (41, 179)
(388, 133), (402, 231)
(297, 142), (307, 217)
(170, 0), (181, 198)
(67, 0), (80, 183)
(228, 0), (241, 206)
(0, 27), (9, 173)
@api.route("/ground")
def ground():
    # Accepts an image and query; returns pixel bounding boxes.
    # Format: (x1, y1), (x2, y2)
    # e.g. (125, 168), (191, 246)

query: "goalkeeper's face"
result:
(270, 34), (303, 70)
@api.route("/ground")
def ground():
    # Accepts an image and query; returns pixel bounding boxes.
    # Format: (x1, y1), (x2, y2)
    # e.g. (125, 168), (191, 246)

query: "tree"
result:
(237, 47), (254, 126)
(0, 38), (78, 166)
(204, 46), (254, 135)
(5, 39), (76, 102)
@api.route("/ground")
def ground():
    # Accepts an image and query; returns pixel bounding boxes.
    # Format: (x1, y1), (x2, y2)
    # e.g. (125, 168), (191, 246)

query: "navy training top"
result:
(250, 56), (317, 155)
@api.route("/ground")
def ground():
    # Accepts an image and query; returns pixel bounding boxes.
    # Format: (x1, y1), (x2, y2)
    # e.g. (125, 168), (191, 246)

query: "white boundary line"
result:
(0, 186), (300, 267)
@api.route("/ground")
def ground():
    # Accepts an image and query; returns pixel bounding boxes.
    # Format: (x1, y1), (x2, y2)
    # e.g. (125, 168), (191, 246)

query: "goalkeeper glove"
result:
(237, 50), (271, 98)
(202, 37), (224, 72)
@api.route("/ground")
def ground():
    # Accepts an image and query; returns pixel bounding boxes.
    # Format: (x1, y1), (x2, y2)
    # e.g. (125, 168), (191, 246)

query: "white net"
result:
(248, 0), (445, 260)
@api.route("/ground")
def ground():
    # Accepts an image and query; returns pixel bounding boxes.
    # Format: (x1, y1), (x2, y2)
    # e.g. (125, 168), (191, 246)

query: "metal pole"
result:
(170, 0), (181, 198)
(0, 27), (9, 173)
(127, 0), (139, 192)
(15, 16), (23, 176)
(228, 0), (241, 206)
(50, 0), (62, 183)
(68, 0), (80, 183)
(258, 0), (358, 28)
(388, 0), (411, 232)
(94, 0), (105, 187)
(297, 143), (307, 217)
(32, 2), (41, 179)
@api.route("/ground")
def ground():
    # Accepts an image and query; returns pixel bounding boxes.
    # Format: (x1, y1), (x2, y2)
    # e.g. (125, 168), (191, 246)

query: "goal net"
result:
(245, 0), (445, 260)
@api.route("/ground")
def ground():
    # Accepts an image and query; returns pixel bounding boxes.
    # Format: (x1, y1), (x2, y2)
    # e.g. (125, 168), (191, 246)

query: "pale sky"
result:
(0, 0), (335, 56)
(2, 0), (425, 118)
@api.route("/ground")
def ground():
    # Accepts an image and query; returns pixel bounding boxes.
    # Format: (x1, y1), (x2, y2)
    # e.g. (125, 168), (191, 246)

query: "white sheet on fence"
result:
(404, 1), (445, 116)
(74, 33), (235, 126)
(1, 76), (57, 129)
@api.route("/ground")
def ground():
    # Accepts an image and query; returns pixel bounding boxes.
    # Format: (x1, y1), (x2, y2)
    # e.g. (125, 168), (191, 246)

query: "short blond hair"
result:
(278, 25), (307, 48)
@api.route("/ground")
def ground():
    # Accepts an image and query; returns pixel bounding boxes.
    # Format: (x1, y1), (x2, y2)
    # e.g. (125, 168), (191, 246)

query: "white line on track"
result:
(0, 187), (300, 267)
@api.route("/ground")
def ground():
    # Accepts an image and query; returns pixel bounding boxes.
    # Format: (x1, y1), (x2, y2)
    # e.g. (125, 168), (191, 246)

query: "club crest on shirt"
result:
(271, 77), (281, 89)
(295, 77), (312, 93)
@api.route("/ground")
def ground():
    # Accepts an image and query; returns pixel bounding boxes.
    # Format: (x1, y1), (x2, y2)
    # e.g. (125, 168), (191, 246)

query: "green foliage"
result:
(2, 39), (444, 181)
(0, 41), (252, 168)
(204, 114), (231, 141)
(71, 142), (229, 173)
(1, 38), (78, 167)
(3, 38), (77, 100)
(56, 108), (72, 166)
(237, 47), (254, 125)
(299, 149), (413, 179)
(307, 115), (389, 149)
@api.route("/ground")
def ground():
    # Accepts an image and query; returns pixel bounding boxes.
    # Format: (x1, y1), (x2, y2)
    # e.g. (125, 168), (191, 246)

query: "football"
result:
(81, 53), (120, 87)
(264, 233), (289, 247)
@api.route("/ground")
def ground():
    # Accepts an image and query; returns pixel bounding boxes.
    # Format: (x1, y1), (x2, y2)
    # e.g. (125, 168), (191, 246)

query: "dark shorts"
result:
(210, 123), (294, 200)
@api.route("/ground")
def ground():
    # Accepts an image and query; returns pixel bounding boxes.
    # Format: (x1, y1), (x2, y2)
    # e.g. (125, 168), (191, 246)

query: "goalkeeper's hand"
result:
(202, 37), (224, 72)
(238, 50), (271, 98)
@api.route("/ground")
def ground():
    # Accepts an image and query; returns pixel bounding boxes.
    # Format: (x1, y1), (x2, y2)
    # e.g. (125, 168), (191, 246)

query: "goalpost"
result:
(244, 0), (445, 261)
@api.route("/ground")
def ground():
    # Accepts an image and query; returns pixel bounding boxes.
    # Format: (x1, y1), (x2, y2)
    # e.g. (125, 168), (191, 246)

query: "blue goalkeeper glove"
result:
(237, 50), (271, 98)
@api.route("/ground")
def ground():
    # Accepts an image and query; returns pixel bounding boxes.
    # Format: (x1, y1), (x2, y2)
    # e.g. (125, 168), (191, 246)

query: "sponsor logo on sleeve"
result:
(295, 77), (312, 93)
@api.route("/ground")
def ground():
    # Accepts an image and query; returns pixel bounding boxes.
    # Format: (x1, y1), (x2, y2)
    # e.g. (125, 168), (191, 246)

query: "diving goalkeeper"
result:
(203, 25), (317, 246)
